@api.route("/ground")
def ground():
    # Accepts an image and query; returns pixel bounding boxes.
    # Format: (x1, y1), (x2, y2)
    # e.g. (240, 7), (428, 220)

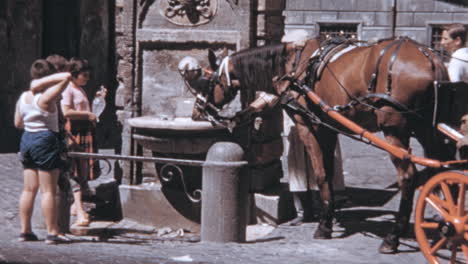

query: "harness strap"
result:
(415, 43), (443, 84)
(386, 38), (406, 95)
(218, 56), (232, 87)
(305, 39), (353, 89)
(361, 93), (411, 113)
(368, 39), (402, 93)
(290, 47), (303, 77)
(417, 45), (435, 71)
(315, 43), (352, 80)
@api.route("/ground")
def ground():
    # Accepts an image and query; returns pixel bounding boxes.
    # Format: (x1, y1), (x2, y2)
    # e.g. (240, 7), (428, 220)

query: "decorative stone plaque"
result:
(158, 0), (218, 26)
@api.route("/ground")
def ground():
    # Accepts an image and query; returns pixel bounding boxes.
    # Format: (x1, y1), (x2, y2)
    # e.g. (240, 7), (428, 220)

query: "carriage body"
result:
(413, 81), (468, 263)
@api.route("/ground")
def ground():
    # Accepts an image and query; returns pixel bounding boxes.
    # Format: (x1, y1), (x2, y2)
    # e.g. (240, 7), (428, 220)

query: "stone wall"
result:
(283, 0), (468, 44)
(115, 0), (256, 183)
(257, 0), (286, 45)
(114, 0), (289, 186)
(0, 0), (116, 152)
(0, 1), (42, 152)
(80, 0), (118, 149)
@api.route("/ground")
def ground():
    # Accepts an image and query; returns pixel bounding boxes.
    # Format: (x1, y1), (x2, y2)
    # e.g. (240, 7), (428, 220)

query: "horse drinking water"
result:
(179, 35), (453, 253)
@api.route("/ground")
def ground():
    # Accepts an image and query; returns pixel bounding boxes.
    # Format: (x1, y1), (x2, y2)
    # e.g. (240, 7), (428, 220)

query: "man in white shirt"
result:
(441, 23), (468, 82)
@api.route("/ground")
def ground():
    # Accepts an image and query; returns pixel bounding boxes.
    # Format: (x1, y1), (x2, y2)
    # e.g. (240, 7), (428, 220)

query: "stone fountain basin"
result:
(127, 116), (230, 154)
(126, 116), (232, 227)
(127, 116), (222, 131)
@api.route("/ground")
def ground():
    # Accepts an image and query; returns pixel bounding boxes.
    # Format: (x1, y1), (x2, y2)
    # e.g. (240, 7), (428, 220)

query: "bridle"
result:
(181, 56), (238, 129)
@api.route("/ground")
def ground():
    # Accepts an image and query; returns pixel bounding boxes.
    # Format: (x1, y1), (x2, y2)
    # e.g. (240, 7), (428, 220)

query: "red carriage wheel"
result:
(414, 171), (468, 264)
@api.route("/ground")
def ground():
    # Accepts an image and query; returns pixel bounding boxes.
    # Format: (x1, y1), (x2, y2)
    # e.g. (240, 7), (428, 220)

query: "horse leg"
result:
(296, 123), (337, 239)
(379, 127), (417, 254)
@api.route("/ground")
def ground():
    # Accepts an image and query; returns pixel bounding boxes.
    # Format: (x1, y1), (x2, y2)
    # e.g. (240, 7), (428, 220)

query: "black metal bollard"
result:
(201, 142), (247, 243)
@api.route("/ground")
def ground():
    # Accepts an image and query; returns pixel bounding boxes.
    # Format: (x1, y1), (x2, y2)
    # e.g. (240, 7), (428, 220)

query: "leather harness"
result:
(280, 37), (441, 123)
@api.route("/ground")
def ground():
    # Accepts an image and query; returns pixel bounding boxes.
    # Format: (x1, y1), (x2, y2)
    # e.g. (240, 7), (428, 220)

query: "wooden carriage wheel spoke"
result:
(426, 196), (450, 220)
(440, 182), (456, 210)
(429, 193), (453, 214)
(457, 183), (466, 217)
(464, 228), (468, 241)
(461, 243), (468, 263)
(415, 172), (468, 264)
(450, 244), (458, 264)
(421, 222), (439, 229)
(430, 237), (447, 255)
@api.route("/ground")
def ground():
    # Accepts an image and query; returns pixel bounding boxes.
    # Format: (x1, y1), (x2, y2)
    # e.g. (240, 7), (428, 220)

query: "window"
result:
(430, 24), (449, 62)
(431, 25), (445, 50)
(318, 23), (358, 42)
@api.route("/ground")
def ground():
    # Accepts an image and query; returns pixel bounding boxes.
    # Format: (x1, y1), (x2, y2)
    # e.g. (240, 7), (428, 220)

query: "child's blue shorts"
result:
(19, 131), (63, 171)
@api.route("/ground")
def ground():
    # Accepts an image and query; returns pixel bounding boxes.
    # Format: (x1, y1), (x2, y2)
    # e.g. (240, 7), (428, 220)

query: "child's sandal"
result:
(18, 233), (39, 242)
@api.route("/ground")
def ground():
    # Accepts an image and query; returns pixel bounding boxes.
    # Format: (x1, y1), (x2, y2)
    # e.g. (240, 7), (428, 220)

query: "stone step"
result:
(119, 182), (296, 232)
(119, 183), (201, 232)
(70, 221), (115, 236)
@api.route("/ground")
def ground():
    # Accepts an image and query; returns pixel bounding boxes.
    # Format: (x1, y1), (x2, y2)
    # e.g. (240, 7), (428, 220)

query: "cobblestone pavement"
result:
(0, 136), (454, 264)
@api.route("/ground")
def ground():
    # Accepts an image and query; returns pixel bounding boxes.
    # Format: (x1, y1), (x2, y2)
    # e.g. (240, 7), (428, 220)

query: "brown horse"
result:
(179, 36), (453, 253)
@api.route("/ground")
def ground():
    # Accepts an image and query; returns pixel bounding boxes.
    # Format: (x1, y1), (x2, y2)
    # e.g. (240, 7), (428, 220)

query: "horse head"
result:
(178, 49), (241, 123)
(178, 36), (323, 125)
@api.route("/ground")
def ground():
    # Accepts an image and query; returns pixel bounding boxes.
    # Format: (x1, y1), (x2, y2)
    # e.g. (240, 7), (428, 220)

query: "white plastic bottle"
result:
(92, 85), (106, 122)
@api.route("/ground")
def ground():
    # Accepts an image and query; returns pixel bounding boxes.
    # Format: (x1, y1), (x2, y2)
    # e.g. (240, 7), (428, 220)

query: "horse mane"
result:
(230, 44), (286, 103)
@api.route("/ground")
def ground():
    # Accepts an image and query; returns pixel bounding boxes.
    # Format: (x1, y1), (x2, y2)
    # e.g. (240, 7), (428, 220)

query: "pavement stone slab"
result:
(0, 136), (446, 263)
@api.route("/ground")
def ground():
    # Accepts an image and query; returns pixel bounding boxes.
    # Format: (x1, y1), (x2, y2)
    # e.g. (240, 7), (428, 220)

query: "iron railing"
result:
(67, 151), (247, 202)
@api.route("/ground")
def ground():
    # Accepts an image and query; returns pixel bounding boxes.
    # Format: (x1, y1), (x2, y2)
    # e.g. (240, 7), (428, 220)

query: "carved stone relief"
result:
(158, 0), (218, 26)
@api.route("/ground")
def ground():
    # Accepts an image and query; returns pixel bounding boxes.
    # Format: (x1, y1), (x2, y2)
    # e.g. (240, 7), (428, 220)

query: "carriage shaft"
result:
(295, 83), (448, 169)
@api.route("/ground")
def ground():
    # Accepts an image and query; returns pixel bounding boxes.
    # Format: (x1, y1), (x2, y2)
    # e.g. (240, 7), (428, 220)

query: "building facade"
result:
(283, 0), (468, 51)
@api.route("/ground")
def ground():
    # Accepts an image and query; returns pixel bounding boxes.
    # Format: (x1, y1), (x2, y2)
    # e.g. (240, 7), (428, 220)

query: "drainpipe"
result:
(391, 0), (397, 38)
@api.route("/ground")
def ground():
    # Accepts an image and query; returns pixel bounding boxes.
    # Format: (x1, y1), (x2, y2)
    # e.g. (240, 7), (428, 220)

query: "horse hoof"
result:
(378, 239), (399, 254)
(313, 227), (332, 239)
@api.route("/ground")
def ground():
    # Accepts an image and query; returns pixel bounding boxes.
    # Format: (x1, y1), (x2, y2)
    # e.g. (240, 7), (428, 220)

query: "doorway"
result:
(42, 0), (80, 58)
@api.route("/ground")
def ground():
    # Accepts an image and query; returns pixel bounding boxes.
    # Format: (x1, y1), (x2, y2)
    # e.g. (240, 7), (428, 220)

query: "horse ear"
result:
(208, 49), (218, 71)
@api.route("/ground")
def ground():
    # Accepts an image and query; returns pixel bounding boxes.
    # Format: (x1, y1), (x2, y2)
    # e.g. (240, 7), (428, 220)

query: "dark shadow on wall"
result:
(42, 0), (119, 150)
(42, 0), (80, 58)
(438, 0), (468, 7)
(0, 1), (42, 153)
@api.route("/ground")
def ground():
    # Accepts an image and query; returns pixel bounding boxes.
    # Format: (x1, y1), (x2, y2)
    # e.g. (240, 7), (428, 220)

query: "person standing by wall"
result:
(60, 57), (107, 227)
(441, 23), (468, 83)
(15, 59), (71, 244)
(280, 30), (346, 225)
